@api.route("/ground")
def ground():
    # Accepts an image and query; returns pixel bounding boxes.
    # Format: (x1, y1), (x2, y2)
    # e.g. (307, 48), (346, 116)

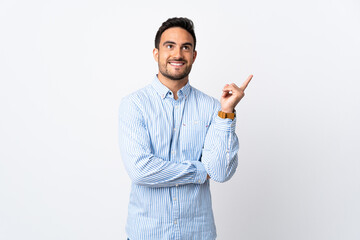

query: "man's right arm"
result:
(118, 96), (208, 188)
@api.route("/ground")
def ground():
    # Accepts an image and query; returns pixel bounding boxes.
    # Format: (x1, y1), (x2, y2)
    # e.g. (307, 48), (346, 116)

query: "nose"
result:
(172, 46), (183, 59)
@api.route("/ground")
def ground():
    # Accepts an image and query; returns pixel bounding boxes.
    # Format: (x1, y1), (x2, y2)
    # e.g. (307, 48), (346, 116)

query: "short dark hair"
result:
(155, 17), (197, 50)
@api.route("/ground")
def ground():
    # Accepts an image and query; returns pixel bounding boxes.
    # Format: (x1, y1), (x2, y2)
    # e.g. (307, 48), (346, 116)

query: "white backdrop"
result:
(1, 0), (359, 239)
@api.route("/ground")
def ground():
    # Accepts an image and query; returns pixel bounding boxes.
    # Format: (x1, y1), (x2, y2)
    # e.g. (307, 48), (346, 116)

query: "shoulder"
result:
(120, 84), (154, 110)
(119, 84), (157, 118)
(190, 86), (221, 110)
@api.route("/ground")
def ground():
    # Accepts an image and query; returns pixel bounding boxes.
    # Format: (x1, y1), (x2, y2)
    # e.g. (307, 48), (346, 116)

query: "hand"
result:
(220, 75), (253, 113)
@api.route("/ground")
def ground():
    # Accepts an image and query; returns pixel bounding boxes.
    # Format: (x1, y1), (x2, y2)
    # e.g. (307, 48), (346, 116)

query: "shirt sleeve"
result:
(201, 102), (239, 183)
(118, 96), (208, 188)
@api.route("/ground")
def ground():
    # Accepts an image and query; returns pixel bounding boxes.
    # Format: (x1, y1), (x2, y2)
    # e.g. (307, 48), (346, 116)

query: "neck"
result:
(157, 73), (188, 100)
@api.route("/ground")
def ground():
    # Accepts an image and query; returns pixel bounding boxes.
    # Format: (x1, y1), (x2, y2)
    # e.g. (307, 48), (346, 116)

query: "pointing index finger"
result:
(240, 74), (253, 90)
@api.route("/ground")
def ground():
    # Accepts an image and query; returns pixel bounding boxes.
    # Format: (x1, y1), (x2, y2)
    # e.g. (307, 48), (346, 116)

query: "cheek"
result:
(186, 53), (195, 62)
(187, 57), (194, 64)
(158, 53), (168, 63)
(160, 56), (167, 65)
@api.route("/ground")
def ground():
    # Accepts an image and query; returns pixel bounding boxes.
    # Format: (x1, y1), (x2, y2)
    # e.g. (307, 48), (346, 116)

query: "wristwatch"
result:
(218, 111), (236, 120)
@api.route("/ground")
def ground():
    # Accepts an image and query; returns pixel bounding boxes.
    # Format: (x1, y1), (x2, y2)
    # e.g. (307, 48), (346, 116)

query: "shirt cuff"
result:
(192, 161), (208, 184)
(213, 115), (236, 132)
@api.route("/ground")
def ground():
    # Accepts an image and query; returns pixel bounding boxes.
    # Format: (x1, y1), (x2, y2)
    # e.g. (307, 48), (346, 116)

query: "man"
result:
(119, 17), (252, 240)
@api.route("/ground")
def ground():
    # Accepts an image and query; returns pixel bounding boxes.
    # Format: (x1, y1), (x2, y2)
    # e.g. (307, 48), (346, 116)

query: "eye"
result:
(166, 44), (173, 49)
(182, 46), (190, 50)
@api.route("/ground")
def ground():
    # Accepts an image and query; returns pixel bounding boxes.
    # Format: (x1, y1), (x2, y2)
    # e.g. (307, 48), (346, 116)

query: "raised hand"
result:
(220, 74), (253, 113)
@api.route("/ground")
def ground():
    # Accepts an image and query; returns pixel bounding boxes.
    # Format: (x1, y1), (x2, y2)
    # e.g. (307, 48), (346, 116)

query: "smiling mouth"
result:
(168, 61), (185, 67)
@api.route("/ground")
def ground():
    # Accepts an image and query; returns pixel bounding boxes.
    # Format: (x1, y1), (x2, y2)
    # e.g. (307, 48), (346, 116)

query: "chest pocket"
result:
(179, 119), (209, 161)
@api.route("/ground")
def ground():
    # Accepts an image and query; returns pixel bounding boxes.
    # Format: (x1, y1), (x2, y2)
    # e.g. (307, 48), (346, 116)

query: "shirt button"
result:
(198, 180), (201, 183)
(173, 197), (177, 201)
(175, 105), (179, 109)
(176, 184), (179, 187)
(174, 220), (177, 224)
(173, 128), (176, 131)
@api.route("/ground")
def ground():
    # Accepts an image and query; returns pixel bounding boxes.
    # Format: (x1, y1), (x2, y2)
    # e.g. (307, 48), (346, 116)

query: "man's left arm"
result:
(201, 75), (253, 182)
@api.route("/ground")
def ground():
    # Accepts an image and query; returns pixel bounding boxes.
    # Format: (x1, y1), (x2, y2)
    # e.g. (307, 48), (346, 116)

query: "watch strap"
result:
(218, 111), (235, 120)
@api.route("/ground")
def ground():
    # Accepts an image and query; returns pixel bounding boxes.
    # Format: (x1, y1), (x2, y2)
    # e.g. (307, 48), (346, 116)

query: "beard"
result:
(158, 59), (193, 81)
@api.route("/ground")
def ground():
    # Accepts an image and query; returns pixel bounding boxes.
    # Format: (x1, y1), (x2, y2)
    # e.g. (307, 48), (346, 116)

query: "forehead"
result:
(160, 27), (194, 45)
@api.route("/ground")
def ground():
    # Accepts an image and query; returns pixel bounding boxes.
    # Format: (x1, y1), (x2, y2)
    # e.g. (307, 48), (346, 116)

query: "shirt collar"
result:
(151, 75), (191, 100)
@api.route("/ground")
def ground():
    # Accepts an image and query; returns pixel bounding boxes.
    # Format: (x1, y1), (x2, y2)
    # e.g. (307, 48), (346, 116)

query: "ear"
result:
(192, 50), (197, 63)
(153, 48), (159, 62)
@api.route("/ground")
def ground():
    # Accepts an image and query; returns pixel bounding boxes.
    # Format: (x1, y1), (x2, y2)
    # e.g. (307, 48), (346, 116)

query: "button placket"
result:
(171, 98), (183, 237)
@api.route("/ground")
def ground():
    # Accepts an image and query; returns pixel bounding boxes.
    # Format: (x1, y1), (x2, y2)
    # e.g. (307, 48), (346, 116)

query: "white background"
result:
(1, 0), (359, 239)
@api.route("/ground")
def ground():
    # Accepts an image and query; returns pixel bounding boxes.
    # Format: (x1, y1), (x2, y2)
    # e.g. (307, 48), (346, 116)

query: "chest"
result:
(143, 97), (211, 161)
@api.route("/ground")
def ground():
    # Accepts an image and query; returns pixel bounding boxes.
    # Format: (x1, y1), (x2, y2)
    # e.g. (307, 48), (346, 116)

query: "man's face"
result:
(153, 27), (197, 81)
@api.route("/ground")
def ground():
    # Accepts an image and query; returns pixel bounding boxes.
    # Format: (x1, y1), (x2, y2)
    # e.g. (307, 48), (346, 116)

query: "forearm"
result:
(203, 74), (252, 182)
(119, 147), (208, 187)
(201, 116), (239, 182)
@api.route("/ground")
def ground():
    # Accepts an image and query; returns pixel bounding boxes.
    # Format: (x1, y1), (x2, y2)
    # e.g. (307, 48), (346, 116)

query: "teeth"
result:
(170, 63), (183, 66)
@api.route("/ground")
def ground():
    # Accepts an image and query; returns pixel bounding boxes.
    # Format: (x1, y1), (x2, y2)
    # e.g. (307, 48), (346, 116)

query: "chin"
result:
(161, 70), (189, 81)
(170, 73), (189, 81)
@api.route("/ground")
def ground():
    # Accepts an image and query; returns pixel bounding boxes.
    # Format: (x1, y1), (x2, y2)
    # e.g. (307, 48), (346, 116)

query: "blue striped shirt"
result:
(118, 76), (239, 240)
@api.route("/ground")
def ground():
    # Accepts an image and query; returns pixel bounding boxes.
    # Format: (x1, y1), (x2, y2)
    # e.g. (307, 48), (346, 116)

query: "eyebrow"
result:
(163, 41), (193, 47)
(182, 42), (193, 47)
